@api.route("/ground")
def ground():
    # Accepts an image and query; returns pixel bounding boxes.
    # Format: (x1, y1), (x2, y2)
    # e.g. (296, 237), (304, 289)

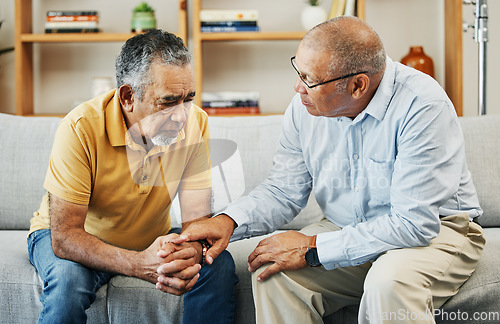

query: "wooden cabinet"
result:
(14, 0), (187, 116)
(191, 0), (366, 109)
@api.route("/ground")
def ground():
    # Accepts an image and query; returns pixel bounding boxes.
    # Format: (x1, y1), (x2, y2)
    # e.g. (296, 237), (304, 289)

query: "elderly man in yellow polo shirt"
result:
(27, 29), (237, 324)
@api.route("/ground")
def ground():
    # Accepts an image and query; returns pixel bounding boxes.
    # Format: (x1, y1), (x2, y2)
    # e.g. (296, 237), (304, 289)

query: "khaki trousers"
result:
(252, 213), (485, 324)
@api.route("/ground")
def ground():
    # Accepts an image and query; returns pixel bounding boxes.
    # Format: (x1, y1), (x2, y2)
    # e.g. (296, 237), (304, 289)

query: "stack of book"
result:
(200, 9), (259, 33)
(328, 0), (357, 19)
(45, 11), (99, 33)
(202, 91), (260, 115)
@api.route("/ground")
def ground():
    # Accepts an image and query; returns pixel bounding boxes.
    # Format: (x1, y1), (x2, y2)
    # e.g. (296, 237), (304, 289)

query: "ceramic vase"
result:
(301, 6), (327, 31)
(131, 12), (156, 33)
(400, 46), (435, 78)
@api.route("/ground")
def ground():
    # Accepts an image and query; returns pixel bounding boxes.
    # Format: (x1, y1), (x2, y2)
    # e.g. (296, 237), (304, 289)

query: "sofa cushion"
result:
(106, 276), (183, 323)
(459, 115), (500, 227)
(207, 115), (323, 231)
(0, 114), (62, 230)
(0, 230), (108, 322)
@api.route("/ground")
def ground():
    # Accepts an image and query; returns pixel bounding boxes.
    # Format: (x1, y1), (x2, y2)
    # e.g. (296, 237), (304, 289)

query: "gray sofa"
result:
(1, 112), (499, 323)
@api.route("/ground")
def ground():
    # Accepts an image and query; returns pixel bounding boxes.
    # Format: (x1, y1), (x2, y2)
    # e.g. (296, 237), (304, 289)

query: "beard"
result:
(151, 132), (178, 146)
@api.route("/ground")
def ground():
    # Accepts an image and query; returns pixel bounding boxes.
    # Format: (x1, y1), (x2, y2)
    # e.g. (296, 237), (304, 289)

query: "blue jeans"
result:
(28, 229), (238, 324)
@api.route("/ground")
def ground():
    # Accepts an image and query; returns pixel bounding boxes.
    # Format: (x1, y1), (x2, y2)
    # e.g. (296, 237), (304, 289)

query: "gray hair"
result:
(304, 16), (386, 92)
(115, 29), (191, 100)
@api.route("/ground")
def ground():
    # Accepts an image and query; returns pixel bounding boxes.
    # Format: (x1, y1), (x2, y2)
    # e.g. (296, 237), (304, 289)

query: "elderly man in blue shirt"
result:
(170, 16), (485, 324)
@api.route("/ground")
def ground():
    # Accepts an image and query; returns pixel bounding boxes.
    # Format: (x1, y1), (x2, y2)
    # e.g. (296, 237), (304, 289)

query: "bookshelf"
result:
(14, 0), (188, 116)
(444, 0), (463, 116)
(191, 0), (366, 110)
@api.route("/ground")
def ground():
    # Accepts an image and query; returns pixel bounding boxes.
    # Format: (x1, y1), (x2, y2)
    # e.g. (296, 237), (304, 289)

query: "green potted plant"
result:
(301, 0), (327, 30)
(131, 2), (157, 33)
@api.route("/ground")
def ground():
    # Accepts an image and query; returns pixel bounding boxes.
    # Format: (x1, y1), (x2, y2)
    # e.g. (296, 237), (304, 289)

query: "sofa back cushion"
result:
(207, 115), (323, 230)
(0, 113), (62, 229)
(459, 115), (500, 227)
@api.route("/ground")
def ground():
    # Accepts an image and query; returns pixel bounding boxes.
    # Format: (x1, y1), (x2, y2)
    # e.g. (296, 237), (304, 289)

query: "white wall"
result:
(0, 0), (498, 115)
(462, 1), (499, 116)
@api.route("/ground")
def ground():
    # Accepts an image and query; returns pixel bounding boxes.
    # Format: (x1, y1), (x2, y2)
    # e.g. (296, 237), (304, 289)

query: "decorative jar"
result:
(400, 46), (435, 78)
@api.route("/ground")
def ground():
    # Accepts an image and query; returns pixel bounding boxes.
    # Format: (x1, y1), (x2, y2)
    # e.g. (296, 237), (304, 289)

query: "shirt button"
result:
(353, 153), (359, 160)
(354, 186), (359, 192)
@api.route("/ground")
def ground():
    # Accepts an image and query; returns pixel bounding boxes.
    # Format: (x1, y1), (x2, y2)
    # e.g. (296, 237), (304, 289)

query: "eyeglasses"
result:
(291, 56), (368, 89)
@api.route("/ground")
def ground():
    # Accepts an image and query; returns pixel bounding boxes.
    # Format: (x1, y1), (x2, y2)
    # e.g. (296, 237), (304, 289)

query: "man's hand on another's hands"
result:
(248, 231), (312, 282)
(170, 214), (237, 265)
(135, 234), (202, 296)
(155, 235), (204, 295)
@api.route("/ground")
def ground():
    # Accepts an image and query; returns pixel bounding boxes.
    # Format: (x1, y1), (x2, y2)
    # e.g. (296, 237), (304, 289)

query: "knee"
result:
(363, 268), (413, 299)
(212, 250), (235, 270)
(201, 250), (238, 284)
(211, 250), (236, 274)
(250, 263), (283, 291)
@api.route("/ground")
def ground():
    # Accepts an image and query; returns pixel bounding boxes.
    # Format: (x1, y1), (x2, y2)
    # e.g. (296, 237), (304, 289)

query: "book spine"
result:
(47, 15), (99, 22)
(200, 10), (258, 22)
(45, 28), (100, 34)
(329, 0), (347, 19)
(47, 10), (98, 17)
(203, 100), (259, 108)
(201, 26), (260, 33)
(335, 0), (347, 17)
(201, 21), (258, 27)
(45, 21), (99, 29)
(202, 91), (260, 102)
(203, 107), (260, 115)
(344, 0), (356, 16)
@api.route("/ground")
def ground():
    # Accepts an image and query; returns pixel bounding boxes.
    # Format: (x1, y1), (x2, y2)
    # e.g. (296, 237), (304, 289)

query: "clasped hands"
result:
(153, 233), (204, 296)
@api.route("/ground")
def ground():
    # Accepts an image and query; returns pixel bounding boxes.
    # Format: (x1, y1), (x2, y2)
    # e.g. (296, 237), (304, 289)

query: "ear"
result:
(351, 74), (370, 99)
(119, 85), (135, 112)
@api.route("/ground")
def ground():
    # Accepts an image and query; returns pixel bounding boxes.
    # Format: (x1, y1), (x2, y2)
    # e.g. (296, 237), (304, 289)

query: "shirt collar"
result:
(106, 89), (128, 147)
(353, 56), (396, 123)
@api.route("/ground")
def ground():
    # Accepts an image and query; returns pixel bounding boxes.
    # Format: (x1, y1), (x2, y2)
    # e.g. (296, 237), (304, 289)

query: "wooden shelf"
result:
(19, 33), (139, 43)
(198, 31), (307, 41)
(14, 0), (188, 116)
(19, 31), (188, 43)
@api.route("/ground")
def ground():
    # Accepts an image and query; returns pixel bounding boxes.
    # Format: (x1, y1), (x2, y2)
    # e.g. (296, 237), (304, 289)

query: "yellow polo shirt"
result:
(29, 89), (211, 251)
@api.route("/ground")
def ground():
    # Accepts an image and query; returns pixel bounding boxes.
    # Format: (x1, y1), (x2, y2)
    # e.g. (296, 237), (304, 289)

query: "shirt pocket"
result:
(366, 158), (394, 205)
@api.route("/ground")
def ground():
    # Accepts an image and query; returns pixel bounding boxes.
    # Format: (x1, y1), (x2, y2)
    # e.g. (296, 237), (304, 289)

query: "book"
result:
(45, 28), (100, 33)
(344, 0), (356, 16)
(45, 21), (99, 29)
(202, 91), (259, 104)
(203, 107), (260, 115)
(46, 15), (98, 22)
(201, 21), (258, 27)
(328, 0), (347, 19)
(45, 10), (99, 34)
(201, 25), (260, 33)
(202, 91), (260, 114)
(47, 10), (98, 17)
(200, 9), (258, 22)
(203, 99), (259, 108)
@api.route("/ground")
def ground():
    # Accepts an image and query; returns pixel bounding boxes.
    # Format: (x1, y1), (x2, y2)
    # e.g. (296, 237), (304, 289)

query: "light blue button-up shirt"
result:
(224, 57), (482, 270)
